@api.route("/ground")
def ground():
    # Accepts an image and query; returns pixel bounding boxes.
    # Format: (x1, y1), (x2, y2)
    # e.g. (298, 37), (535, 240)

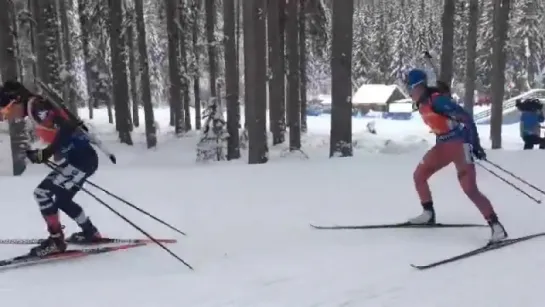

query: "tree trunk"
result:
(490, 0), (511, 149)
(165, 0), (184, 134)
(126, 11), (140, 128)
(134, 0), (156, 148)
(224, 0), (240, 160)
(242, 0), (250, 129)
(439, 0), (455, 85)
(463, 0), (478, 117)
(108, 0), (133, 144)
(279, 0), (287, 130)
(11, 1), (24, 80)
(77, 1), (112, 123)
(98, 36), (114, 124)
(205, 0), (217, 98)
(178, 1), (191, 131)
(0, 0), (27, 175)
(77, 0), (97, 119)
(191, 0), (201, 130)
(267, 0), (285, 145)
(236, 0), (242, 127)
(34, 0), (62, 92)
(299, 0), (308, 133)
(29, 0), (41, 82)
(286, 0), (301, 150)
(58, 0), (78, 114)
(243, 0), (268, 164)
(18, 0), (36, 88)
(329, 0), (353, 157)
(524, 1), (538, 88)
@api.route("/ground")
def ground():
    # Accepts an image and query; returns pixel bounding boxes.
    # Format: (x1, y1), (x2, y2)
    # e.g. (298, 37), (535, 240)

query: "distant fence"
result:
(308, 108), (414, 120)
(381, 112), (413, 120)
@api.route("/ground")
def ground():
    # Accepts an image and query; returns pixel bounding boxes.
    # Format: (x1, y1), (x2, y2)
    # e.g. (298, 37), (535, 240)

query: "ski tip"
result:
(158, 239), (178, 244)
(120, 238), (178, 244)
(309, 224), (330, 229)
(410, 264), (425, 270)
(108, 154), (117, 164)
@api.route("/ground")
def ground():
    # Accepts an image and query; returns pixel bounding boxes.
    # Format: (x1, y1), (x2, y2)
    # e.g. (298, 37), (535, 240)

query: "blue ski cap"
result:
(406, 69), (428, 91)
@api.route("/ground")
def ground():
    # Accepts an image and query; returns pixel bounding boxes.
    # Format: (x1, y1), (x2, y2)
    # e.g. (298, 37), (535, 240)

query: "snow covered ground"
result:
(1, 107), (544, 307)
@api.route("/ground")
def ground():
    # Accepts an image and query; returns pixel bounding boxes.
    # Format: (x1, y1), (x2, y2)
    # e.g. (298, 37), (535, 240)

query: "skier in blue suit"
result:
(517, 98), (545, 149)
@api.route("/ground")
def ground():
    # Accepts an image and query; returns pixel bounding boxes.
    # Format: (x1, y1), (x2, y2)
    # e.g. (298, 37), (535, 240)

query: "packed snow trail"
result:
(1, 146), (545, 307)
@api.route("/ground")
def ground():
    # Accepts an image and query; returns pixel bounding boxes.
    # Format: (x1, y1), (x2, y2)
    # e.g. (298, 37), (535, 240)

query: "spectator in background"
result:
(517, 98), (545, 150)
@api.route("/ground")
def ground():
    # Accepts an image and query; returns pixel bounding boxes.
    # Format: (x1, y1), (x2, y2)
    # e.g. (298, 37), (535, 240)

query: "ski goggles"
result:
(407, 80), (425, 91)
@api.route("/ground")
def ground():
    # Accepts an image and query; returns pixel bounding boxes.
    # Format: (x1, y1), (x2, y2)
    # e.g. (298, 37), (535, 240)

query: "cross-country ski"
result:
(310, 222), (487, 230)
(0, 237), (177, 245)
(0, 243), (146, 271)
(411, 232), (545, 270)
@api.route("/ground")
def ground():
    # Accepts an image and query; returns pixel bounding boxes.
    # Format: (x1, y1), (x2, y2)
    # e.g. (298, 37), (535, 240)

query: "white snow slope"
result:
(1, 108), (544, 307)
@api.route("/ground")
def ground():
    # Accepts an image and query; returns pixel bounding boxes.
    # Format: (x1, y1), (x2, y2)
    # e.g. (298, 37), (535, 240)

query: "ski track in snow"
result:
(0, 108), (544, 307)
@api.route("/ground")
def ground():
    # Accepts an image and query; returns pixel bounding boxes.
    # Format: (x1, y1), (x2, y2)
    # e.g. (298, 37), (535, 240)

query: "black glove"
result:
(471, 143), (487, 160)
(26, 149), (48, 164)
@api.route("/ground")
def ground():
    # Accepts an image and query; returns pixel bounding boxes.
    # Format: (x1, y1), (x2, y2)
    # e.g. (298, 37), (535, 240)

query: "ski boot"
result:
(408, 201), (436, 225)
(67, 219), (102, 244)
(408, 209), (436, 225)
(488, 216), (508, 243)
(29, 228), (67, 257)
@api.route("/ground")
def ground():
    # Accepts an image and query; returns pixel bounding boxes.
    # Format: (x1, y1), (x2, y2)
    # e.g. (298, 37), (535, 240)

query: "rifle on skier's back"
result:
(34, 80), (117, 164)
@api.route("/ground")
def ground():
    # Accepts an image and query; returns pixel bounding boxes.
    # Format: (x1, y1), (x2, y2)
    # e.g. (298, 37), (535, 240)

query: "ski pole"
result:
(44, 162), (193, 270)
(477, 161), (541, 204)
(484, 159), (545, 195)
(48, 162), (187, 236)
(86, 178), (187, 236)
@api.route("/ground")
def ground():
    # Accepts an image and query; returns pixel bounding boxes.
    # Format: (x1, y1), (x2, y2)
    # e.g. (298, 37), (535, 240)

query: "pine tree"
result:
(196, 99), (229, 162)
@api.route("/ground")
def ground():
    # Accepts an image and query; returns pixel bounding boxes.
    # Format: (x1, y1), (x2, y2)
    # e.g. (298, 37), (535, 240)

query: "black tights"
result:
(522, 134), (545, 150)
